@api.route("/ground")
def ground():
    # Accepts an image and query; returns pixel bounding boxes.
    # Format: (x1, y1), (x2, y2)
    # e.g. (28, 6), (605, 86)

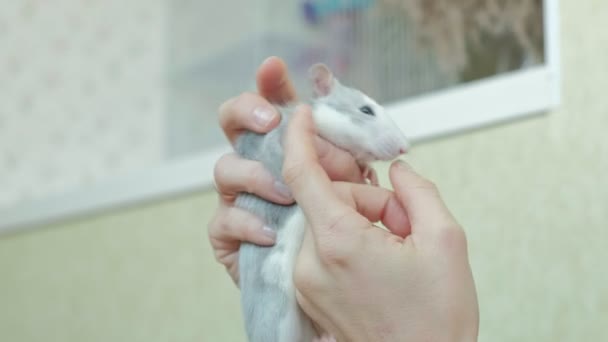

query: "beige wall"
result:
(1, 1), (607, 341)
(0, 1), (166, 209)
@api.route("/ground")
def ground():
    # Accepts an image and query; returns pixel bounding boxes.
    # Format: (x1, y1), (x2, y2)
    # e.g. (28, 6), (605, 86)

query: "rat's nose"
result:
(399, 147), (408, 154)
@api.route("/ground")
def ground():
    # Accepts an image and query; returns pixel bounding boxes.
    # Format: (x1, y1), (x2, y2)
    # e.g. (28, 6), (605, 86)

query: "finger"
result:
(214, 153), (294, 205)
(389, 161), (457, 236)
(283, 105), (361, 235)
(256, 56), (298, 104)
(314, 137), (365, 183)
(332, 182), (411, 238)
(208, 206), (277, 247)
(218, 93), (281, 144)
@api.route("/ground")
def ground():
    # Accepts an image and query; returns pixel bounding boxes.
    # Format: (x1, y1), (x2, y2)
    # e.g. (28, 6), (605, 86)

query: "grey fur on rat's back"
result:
(235, 105), (301, 342)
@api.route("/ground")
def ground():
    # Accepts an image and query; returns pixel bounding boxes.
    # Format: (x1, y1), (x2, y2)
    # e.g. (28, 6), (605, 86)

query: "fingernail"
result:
(254, 107), (275, 128)
(274, 181), (293, 201)
(395, 159), (412, 170)
(262, 226), (277, 240)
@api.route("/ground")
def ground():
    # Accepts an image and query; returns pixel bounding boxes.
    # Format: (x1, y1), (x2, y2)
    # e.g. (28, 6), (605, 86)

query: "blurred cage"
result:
(166, 0), (458, 157)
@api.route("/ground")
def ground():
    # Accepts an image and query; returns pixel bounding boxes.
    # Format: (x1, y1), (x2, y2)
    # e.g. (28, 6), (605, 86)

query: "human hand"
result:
(208, 57), (367, 285)
(282, 106), (479, 342)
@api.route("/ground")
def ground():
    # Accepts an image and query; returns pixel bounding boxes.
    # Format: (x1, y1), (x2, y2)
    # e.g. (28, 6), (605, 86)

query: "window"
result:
(169, 0), (560, 154)
(0, 0), (560, 232)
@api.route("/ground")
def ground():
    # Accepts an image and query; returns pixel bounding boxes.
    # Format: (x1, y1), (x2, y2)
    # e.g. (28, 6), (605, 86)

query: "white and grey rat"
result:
(235, 63), (409, 342)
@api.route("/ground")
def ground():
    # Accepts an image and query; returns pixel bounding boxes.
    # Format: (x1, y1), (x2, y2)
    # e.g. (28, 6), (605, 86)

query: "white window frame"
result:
(0, 0), (560, 234)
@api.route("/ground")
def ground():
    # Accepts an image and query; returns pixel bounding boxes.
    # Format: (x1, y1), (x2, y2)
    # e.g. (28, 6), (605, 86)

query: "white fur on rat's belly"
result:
(262, 208), (307, 294)
(261, 208), (314, 342)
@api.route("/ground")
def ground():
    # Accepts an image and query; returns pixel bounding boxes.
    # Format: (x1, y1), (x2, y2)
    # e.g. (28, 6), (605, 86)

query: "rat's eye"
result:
(359, 105), (375, 116)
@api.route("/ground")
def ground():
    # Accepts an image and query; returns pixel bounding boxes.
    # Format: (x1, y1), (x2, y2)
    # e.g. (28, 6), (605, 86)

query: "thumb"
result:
(256, 56), (298, 104)
(282, 105), (360, 236)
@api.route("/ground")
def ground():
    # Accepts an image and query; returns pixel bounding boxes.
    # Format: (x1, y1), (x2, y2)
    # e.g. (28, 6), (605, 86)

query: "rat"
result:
(235, 63), (409, 342)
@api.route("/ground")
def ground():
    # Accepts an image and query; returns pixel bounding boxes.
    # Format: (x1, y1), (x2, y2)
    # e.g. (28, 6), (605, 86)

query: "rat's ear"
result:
(309, 63), (335, 97)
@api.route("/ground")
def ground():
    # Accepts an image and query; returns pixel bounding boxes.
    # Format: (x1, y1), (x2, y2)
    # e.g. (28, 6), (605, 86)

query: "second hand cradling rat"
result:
(235, 63), (410, 342)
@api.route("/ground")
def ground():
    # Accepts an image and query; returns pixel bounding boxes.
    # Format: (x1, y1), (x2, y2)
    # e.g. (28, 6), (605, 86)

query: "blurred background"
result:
(0, 0), (544, 209)
(0, 1), (166, 209)
(1, 0), (607, 341)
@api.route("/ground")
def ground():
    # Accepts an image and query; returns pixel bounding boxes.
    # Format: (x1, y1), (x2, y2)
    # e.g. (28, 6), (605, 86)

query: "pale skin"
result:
(208, 57), (479, 341)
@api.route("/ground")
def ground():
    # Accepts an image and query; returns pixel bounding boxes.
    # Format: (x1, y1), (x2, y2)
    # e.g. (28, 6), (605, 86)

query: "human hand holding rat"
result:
(283, 107), (479, 342)
(208, 57), (367, 285)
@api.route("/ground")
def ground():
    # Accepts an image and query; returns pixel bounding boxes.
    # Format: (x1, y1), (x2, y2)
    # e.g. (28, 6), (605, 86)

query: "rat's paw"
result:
(361, 164), (379, 186)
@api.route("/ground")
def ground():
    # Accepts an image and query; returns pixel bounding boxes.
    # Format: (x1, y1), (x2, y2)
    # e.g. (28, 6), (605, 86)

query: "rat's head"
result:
(308, 63), (409, 162)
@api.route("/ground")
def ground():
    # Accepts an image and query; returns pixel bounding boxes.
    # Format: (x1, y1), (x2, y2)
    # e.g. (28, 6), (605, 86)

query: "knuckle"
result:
(218, 98), (231, 115)
(218, 92), (257, 128)
(245, 163), (266, 194)
(411, 178), (441, 197)
(241, 225), (258, 243)
(316, 237), (351, 268)
(207, 214), (224, 245)
(315, 212), (360, 267)
(207, 216), (217, 238)
(213, 153), (234, 188)
(208, 206), (239, 240)
(218, 97), (237, 128)
(437, 224), (468, 253)
(239, 215), (263, 241)
(232, 92), (257, 111)
(213, 248), (230, 268)
(282, 160), (306, 187)
(418, 178), (438, 192)
(208, 211), (226, 234)
(213, 153), (230, 175)
(211, 245), (223, 263)
(221, 207), (240, 232)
